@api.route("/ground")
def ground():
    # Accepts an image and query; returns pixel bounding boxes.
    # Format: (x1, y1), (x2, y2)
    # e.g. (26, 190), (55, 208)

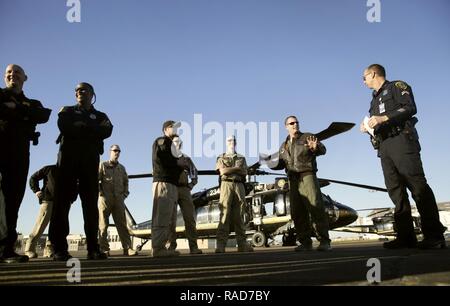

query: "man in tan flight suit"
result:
(98, 144), (137, 256)
(215, 136), (254, 253)
(168, 135), (202, 255)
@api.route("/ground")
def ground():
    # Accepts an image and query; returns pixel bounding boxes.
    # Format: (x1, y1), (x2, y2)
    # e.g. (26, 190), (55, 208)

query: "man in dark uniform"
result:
(360, 64), (446, 249)
(0, 64), (51, 263)
(49, 82), (113, 260)
(266, 116), (331, 251)
(151, 120), (186, 257)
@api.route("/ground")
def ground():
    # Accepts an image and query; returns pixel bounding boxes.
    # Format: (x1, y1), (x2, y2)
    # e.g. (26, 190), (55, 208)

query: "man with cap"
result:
(151, 120), (187, 257)
(168, 135), (202, 255)
(0, 64), (51, 263)
(49, 82), (113, 261)
(98, 144), (138, 257)
(215, 135), (253, 253)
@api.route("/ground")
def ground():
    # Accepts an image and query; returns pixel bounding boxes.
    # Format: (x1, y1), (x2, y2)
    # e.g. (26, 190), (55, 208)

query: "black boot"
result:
(383, 238), (417, 249)
(417, 237), (447, 249)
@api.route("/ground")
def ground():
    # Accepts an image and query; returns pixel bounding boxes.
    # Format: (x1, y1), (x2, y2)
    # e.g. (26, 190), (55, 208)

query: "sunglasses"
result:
(111, 150), (121, 153)
(287, 121), (298, 126)
(363, 72), (374, 81)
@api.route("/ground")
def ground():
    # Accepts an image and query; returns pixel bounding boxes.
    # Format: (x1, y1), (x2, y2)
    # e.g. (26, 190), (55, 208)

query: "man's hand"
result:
(4, 102), (16, 109)
(368, 115), (388, 129)
(305, 136), (318, 152)
(73, 121), (87, 128)
(360, 121), (368, 133)
(35, 191), (43, 200)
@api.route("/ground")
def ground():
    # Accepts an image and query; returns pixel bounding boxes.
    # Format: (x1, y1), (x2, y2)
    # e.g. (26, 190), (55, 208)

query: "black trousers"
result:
(0, 139), (29, 256)
(49, 149), (100, 254)
(379, 132), (445, 241)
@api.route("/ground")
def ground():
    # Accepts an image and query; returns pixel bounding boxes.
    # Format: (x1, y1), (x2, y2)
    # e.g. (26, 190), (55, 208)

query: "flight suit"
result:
(0, 88), (50, 258)
(215, 153), (249, 250)
(272, 133), (330, 246)
(49, 104), (113, 256)
(369, 80), (445, 243)
(98, 160), (134, 253)
(151, 136), (182, 254)
(169, 156), (200, 252)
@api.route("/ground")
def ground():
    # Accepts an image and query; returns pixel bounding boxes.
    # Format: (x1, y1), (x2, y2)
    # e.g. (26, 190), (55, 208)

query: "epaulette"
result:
(157, 137), (166, 146)
(58, 105), (74, 114)
(393, 80), (408, 91)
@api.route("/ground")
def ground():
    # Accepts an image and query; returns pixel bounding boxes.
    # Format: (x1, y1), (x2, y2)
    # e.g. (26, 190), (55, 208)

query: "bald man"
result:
(0, 64), (51, 263)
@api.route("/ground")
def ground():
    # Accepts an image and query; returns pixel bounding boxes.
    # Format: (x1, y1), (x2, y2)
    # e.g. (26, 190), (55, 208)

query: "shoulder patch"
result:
(395, 81), (408, 91)
(157, 138), (165, 146)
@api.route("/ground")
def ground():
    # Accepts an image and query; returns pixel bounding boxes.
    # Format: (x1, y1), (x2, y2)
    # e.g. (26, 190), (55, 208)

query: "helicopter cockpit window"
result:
(196, 206), (209, 225)
(274, 194), (288, 216)
(209, 202), (221, 223)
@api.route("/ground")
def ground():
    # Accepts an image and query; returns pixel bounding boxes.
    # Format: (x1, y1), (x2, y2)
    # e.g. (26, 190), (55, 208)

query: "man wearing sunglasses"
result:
(98, 144), (138, 257)
(49, 82), (113, 261)
(269, 116), (331, 252)
(360, 64), (446, 250)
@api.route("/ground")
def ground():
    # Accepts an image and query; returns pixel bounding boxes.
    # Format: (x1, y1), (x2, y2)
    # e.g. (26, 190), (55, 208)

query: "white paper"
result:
(363, 116), (375, 137)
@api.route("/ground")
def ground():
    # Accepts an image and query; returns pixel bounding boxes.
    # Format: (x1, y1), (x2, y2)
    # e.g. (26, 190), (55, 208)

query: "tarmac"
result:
(1, 240), (449, 286)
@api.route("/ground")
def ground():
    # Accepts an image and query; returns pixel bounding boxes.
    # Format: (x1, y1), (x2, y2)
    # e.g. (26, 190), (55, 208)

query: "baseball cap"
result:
(110, 144), (121, 152)
(162, 120), (181, 132)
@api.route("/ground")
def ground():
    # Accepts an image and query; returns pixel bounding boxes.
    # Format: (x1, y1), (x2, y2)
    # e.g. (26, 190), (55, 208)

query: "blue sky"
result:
(1, 0), (450, 235)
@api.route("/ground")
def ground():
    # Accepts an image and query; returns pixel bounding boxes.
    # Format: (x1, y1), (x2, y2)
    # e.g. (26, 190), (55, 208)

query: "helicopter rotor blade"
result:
(197, 170), (219, 175)
(319, 178), (387, 192)
(315, 122), (355, 141)
(128, 173), (153, 179)
(255, 170), (285, 176)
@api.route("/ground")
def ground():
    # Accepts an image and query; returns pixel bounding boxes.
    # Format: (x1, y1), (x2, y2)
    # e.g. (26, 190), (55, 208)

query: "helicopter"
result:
(124, 169), (391, 250)
(121, 121), (393, 250)
(336, 202), (450, 237)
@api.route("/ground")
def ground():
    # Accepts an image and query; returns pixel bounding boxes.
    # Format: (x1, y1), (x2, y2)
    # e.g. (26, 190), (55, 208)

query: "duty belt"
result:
(376, 125), (403, 142)
(376, 118), (417, 142)
(222, 178), (244, 183)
